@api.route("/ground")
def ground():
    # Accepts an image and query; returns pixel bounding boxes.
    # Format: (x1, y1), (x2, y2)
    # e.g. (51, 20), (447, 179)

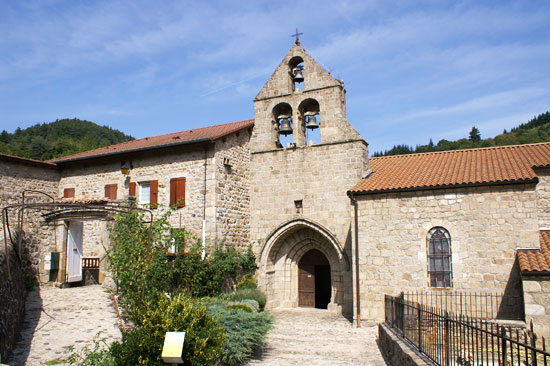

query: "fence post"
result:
(418, 304), (422, 352)
(400, 291), (405, 334)
(445, 311), (450, 366)
(529, 321), (537, 363)
(501, 326), (507, 365)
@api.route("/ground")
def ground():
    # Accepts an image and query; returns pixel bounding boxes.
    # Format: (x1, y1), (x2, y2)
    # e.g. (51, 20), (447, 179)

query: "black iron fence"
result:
(385, 294), (549, 365)
(404, 291), (524, 320)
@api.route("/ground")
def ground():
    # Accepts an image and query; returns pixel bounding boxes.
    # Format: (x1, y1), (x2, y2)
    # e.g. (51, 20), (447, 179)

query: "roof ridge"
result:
(47, 119), (254, 163)
(101, 119), (254, 147)
(371, 142), (550, 160)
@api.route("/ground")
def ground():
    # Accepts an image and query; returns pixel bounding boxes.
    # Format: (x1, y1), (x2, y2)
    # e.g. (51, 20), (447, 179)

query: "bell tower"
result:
(250, 40), (369, 314)
(251, 40), (364, 152)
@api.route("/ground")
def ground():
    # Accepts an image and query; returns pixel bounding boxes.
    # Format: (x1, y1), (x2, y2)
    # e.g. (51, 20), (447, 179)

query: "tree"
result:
(469, 126), (481, 143)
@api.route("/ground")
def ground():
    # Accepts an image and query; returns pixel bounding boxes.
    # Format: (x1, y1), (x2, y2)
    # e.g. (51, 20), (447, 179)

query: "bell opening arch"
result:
(258, 219), (351, 315)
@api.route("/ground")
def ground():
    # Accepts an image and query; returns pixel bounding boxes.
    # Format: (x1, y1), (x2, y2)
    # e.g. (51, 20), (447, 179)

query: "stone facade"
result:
(0, 156), (60, 281)
(522, 275), (550, 339)
(251, 43), (369, 315)
(352, 184), (539, 322)
(0, 156), (59, 361)
(212, 130), (251, 249)
(536, 168), (550, 229)
(0, 241), (26, 362)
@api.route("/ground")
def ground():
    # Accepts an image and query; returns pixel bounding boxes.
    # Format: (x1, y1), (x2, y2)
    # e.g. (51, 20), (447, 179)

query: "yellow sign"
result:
(161, 332), (186, 364)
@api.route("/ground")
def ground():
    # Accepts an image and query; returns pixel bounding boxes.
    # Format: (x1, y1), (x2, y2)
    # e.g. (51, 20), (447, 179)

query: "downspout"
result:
(349, 192), (361, 328)
(202, 145), (207, 259)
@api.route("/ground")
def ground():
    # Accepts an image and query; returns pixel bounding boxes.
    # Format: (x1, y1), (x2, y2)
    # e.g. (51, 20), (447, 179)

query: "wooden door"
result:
(298, 264), (315, 307)
(67, 221), (83, 283)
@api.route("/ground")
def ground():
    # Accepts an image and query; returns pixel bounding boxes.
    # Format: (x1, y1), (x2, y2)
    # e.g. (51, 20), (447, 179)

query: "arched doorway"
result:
(258, 219), (352, 315)
(298, 249), (331, 309)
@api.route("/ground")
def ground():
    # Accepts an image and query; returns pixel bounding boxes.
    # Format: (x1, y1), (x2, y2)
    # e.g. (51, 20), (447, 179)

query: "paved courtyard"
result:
(8, 285), (121, 366)
(246, 308), (389, 366)
(8, 286), (387, 365)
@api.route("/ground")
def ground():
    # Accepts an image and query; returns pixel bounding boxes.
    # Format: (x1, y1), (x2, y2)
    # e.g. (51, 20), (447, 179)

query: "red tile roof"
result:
(0, 152), (58, 168)
(349, 142), (550, 194)
(48, 119), (254, 163)
(518, 232), (550, 274)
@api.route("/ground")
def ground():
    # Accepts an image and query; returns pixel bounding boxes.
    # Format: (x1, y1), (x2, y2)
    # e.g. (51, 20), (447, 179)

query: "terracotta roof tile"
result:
(48, 119), (254, 163)
(349, 142), (550, 194)
(0, 152), (58, 167)
(517, 232), (550, 273)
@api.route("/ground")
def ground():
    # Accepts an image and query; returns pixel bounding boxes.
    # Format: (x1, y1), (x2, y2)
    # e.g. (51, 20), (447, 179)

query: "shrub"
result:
(107, 209), (258, 315)
(222, 288), (267, 309)
(110, 294), (225, 366)
(207, 302), (272, 366)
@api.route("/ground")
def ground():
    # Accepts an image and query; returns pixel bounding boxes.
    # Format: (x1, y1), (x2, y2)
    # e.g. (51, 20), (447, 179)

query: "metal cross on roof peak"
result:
(291, 28), (303, 44)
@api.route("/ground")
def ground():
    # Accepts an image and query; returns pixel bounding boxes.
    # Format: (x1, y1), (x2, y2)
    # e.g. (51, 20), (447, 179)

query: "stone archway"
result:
(258, 219), (351, 315)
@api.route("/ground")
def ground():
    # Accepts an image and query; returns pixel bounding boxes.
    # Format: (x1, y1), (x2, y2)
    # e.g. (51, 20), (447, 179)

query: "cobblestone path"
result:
(246, 308), (389, 366)
(8, 285), (121, 366)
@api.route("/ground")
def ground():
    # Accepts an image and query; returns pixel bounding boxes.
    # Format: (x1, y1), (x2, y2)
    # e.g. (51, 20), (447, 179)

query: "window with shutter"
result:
(427, 227), (452, 288)
(150, 180), (158, 209)
(64, 188), (75, 198)
(129, 182), (136, 197)
(170, 177), (186, 208)
(105, 184), (117, 200)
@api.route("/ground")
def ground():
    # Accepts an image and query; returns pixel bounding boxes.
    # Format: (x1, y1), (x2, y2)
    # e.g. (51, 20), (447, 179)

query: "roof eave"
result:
(51, 137), (214, 164)
(347, 178), (539, 196)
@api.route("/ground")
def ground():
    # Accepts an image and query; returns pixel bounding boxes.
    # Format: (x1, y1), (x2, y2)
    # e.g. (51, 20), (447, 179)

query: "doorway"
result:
(298, 249), (331, 309)
(66, 221), (83, 283)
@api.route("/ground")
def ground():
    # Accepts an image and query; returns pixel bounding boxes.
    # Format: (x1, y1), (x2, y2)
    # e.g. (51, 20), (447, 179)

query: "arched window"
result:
(427, 227), (452, 287)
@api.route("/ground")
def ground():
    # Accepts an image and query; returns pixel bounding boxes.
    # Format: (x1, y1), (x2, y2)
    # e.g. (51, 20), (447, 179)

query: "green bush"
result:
(222, 288), (267, 309)
(110, 294), (225, 366)
(207, 302), (272, 366)
(107, 209), (258, 315)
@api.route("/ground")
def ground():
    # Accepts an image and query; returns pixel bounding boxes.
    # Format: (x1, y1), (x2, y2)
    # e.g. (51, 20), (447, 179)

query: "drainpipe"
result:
(349, 192), (361, 328)
(202, 146), (207, 259)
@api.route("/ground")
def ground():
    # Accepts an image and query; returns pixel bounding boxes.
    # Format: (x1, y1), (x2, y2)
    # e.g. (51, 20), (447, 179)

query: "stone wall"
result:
(522, 275), (550, 340)
(354, 184), (539, 322)
(378, 323), (434, 366)
(0, 156), (59, 361)
(213, 130), (251, 249)
(0, 241), (26, 362)
(251, 140), (369, 314)
(0, 156), (60, 282)
(536, 168), (550, 230)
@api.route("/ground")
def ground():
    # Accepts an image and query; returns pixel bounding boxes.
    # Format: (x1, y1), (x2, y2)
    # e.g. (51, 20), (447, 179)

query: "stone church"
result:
(2, 40), (550, 337)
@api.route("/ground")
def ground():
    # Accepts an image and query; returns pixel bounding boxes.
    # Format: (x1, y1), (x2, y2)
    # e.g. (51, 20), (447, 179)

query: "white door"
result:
(67, 221), (83, 282)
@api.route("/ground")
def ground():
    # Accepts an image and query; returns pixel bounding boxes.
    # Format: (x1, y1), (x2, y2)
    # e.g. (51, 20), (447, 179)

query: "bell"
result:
(305, 114), (319, 130)
(278, 117), (293, 135)
(293, 67), (304, 83)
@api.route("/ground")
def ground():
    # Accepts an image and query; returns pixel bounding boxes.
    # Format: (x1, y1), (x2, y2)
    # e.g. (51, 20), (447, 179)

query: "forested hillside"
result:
(373, 112), (550, 157)
(0, 118), (134, 161)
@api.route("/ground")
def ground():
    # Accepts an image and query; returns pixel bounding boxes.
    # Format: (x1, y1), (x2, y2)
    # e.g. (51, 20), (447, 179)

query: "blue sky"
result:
(0, 0), (549, 154)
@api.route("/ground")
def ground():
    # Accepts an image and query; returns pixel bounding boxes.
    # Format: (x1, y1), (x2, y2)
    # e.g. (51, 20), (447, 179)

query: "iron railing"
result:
(385, 294), (549, 365)
(404, 291), (524, 320)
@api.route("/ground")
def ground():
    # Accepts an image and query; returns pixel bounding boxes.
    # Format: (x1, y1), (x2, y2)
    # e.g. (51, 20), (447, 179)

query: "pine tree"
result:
(469, 126), (481, 143)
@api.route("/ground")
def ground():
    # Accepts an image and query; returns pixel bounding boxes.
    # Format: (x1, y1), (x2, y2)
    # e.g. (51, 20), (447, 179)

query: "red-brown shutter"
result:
(64, 188), (75, 198)
(170, 177), (185, 207)
(105, 184), (117, 200)
(176, 178), (185, 207)
(129, 182), (136, 197)
(170, 179), (177, 206)
(150, 180), (158, 209)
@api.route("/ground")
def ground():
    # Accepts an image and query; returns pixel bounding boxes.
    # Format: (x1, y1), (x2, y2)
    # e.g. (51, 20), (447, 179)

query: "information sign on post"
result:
(161, 332), (186, 364)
